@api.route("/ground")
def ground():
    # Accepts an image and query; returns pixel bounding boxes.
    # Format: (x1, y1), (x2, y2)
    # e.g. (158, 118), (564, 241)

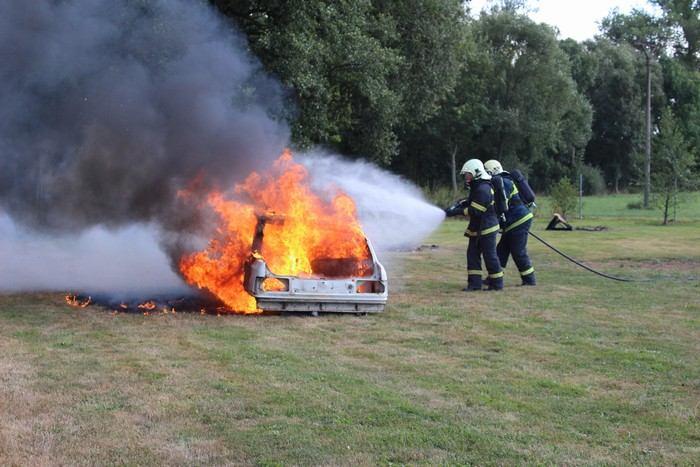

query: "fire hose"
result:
(528, 231), (639, 282)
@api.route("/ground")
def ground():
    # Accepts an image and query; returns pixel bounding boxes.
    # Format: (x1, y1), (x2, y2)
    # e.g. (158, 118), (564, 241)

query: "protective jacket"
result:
(465, 180), (499, 237)
(501, 173), (533, 232)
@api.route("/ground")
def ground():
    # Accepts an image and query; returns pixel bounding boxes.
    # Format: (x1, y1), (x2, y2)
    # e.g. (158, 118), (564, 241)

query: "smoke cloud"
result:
(0, 0), (288, 232)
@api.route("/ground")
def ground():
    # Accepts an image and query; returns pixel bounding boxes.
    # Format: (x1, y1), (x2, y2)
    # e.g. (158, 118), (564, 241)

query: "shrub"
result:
(579, 164), (606, 195)
(627, 201), (643, 210)
(549, 178), (577, 218)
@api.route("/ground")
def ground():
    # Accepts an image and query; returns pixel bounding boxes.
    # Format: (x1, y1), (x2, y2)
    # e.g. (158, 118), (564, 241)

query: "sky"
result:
(468, 0), (662, 41)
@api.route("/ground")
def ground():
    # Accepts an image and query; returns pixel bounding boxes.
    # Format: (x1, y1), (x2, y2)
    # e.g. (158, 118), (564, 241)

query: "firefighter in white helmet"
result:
(484, 159), (536, 285)
(445, 159), (504, 291)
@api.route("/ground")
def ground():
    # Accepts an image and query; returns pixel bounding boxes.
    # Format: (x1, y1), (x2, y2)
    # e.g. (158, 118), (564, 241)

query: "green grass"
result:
(535, 192), (700, 220)
(1, 194), (699, 464)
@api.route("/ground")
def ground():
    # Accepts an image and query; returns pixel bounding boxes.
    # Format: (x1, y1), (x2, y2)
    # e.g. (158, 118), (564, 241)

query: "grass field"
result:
(535, 192), (700, 220)
(1, 195), (699, 465)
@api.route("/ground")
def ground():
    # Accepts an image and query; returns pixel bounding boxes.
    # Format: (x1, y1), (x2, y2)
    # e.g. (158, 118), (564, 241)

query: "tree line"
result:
(210, 0), (699, 200)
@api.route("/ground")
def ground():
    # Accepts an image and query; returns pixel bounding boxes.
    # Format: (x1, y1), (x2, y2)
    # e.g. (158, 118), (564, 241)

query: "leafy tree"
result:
(378, 0), (469, 184)
(390, 23), (484, 185)
(392, 9), (593, 190)
(602, 10), (670, 207)
(559, 38), (599, 92)
(211, 0), (466, 166)
(652, 108), (696, 224)
(574, 40), (644, 192)
(375, 0), (466, 130)
(652, 0), (700, 68)
(556, 92), (593, 170)
(661, 57), (700, 162)
(211, 0), (402, 163)
(563, 37), (670, 193)
(463, 8), (591, 190)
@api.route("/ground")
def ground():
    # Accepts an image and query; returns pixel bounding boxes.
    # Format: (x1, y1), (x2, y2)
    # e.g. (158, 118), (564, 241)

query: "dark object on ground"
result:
(546, 213), (573, 230)
(546, 213), (608, 232)
(65, 293), (229, 314)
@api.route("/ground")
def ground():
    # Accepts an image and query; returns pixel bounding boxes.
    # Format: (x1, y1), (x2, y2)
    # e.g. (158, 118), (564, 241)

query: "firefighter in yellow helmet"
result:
(484, 159), (536, 286)
(445, 159), (504, 291)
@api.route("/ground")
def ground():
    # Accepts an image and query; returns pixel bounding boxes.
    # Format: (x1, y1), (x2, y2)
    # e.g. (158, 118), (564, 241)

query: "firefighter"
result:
(446, 159), (503, 291)
(484, 159), (536, 286)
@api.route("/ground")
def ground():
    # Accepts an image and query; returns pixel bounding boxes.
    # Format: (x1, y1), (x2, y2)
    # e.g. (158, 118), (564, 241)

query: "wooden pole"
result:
(643, 52), (652, 209)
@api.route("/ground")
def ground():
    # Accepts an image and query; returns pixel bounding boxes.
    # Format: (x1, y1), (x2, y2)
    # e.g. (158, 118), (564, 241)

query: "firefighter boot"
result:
(521, 272), (536, 286)
(486, 276), (504, 291)
(463, 274), (483, 292)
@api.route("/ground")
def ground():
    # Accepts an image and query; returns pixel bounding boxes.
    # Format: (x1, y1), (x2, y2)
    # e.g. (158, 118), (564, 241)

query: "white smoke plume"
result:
(0, 212), (189, 298)
(301, 152), (445, 253)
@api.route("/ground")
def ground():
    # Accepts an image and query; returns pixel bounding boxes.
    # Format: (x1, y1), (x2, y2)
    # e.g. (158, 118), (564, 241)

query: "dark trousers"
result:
(466, 232), (503, 290)
(497, 219), (535, 284)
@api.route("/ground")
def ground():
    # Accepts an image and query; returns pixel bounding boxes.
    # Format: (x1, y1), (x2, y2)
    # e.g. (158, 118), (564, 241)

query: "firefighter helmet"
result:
(460, 159), (491, 180)
(484, 159), (503, 176)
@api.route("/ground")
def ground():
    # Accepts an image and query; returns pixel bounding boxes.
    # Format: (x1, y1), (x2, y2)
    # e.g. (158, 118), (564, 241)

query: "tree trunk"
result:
(643, 53), (652, 209)
(673, 176), (678, 222)
(450, 145), (458, 195)
(570, 145), (576, 167)
(663, 190), (670, 225)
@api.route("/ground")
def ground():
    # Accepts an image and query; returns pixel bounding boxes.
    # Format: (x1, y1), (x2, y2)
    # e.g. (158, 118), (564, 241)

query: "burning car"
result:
(244, 214), (388, 313)
(178, 150), (389, 314)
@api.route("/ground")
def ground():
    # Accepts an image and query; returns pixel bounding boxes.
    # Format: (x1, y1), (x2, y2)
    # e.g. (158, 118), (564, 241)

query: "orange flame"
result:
(261, 277), (288, 292)
(179, 150), (372, 313)
(137, 301), (157, 311)
(65, 294), (91, 308)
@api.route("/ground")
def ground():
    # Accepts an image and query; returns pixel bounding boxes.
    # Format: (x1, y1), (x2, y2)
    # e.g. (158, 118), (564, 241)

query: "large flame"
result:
(179, 150), (372, 313)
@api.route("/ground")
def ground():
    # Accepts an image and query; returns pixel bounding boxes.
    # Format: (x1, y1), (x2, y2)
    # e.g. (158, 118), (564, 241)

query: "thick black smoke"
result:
(0, 0), (289, 233)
